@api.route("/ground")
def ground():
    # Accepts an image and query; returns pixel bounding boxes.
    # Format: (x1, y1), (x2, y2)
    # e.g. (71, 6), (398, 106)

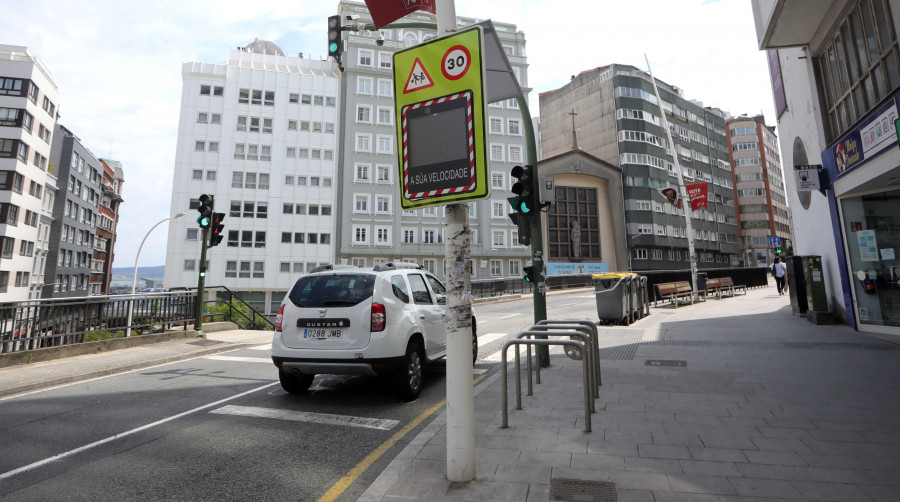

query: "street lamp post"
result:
(126, 213), (185, 337)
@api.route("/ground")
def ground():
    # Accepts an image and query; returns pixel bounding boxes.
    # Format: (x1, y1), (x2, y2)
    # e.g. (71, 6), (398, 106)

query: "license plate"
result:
(303, 328), (343, 339)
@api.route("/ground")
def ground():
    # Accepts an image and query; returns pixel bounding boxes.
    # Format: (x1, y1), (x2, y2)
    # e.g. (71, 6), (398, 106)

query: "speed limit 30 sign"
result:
(393, 26), (488, 210)
(442, 45), (471, 80)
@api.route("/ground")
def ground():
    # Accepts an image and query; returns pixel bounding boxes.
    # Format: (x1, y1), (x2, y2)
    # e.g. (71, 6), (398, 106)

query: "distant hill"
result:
(111, 265), (166, 279)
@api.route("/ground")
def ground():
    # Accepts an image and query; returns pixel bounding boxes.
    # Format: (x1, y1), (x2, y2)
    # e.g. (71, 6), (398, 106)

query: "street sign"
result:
(769, 236), (781, 248)
(795, 164), (822, 191)
(393, 25), (489, 210)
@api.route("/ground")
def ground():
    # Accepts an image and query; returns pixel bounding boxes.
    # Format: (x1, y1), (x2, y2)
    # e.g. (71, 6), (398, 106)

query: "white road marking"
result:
(249, 344), (271, 351)
(203, 355), (270, 364)
(484, 344), (529, 362)
(477, 332), (508, 347)
(473, 368), (488, 374)
(211, 405), (400, 431)
(496, 313), (521, 320)
(0, 382), (279, 481)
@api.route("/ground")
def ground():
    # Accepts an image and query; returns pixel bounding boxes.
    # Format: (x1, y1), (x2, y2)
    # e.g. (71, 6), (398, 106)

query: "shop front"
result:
(825, 88), (900, 336)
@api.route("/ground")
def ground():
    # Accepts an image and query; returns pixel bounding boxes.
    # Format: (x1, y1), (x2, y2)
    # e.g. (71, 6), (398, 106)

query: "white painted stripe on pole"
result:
(248, 344), (271, 351)
(211, 405), (400, 431)
(0, 382), (279, 481)
(203, 355), (270, 364)
(477, 332), (508, 347)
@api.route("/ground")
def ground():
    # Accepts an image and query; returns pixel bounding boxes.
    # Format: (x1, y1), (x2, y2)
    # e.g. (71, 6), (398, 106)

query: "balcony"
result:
(752, 0), (845, 50)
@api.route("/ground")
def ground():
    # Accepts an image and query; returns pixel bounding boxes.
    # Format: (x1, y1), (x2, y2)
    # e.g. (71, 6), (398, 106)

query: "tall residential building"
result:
(95, 158), (124, 294)
(725, 114), (791, 267)
(335, 1), (531, 280)
(164, 40), (340, 315)
(540, 65), (741, 271)
(44, 124), (104, 297)
(0, 45), (59, 301)
(752, 0), (900, 334)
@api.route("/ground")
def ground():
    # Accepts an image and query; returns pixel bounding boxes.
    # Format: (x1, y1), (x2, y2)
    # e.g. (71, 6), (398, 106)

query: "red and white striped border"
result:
(401, 91), (476, 200)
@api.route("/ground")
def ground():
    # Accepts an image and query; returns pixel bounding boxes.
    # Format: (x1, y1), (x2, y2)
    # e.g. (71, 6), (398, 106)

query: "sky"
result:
(4, 0), (775, 269)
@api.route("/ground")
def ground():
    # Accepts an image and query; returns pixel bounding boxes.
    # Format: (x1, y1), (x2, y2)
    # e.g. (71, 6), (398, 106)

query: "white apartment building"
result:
(335, 1), (531, 280)
(0, 45), (59, 301)
(164, 40), (340, 315)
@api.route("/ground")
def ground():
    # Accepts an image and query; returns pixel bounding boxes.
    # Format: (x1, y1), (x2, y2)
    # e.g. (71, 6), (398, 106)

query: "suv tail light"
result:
(275, 304), (284, 333)
(371, 303), (386, 332)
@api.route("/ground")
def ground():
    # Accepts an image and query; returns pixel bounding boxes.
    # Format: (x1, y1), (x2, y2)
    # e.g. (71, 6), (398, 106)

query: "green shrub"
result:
(207, 301), (270, 330)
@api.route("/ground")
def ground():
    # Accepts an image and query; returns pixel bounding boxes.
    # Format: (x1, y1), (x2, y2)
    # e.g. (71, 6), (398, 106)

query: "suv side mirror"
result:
(436, 294), (446, 306)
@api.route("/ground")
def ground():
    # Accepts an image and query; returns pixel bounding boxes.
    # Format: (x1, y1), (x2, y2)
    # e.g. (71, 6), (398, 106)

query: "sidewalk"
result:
(361, 284), (900, 502)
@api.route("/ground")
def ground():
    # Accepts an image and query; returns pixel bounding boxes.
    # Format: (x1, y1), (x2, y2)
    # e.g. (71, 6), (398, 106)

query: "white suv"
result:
(272, 263), (477, 400)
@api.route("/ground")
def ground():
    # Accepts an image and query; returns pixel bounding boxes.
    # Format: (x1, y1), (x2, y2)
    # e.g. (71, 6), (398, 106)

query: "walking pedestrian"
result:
(771, 256), (787, 295)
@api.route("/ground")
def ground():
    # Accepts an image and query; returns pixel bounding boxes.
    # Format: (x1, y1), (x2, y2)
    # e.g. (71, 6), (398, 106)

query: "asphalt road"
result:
(0, 290), (598, 501)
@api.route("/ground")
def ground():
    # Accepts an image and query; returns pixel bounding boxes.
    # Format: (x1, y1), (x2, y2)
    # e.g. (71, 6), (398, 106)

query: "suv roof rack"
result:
(310, 264), (359, 273)
(373, 261), (423, 272)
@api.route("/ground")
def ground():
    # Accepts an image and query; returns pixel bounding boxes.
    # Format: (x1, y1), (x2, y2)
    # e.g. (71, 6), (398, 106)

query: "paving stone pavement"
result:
(360, 284), (900, 502)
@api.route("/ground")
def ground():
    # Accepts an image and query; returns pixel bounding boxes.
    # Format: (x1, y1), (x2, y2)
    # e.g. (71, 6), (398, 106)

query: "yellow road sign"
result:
(393, 26), (488, 209)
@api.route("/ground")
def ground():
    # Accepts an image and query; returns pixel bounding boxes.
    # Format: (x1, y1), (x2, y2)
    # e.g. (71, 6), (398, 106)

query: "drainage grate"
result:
(550, 478), (617, 502)
(187, 339), (223, 346)
(645, 359), (687, 367)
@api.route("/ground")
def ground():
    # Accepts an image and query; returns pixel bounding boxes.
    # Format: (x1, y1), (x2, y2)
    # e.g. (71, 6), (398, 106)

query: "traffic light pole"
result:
(194, 226), (209, 334)
(517, 94), (549, 367)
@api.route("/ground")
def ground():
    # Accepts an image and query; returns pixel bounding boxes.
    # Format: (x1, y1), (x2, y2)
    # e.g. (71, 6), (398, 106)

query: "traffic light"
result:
(508, 165), (537, 246)
(523, 265), (536, 283)
(210, 212), (226, 247)
(509, 165), (536, 214)
(775, 247), (783, 256)
(328, 15), (343, 58)
(199, 266), (206, 279)
(196, 194), (213, 229)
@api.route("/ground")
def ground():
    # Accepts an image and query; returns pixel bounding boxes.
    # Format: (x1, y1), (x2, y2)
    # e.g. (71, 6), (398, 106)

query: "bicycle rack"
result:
(535, 319), (602, 387)
(500, 337), (593, 432)
(517, 328), (598, 406)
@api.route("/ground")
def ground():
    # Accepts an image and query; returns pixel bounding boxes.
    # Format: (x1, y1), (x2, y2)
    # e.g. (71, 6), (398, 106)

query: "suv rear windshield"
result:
(288, 273), (376, 308)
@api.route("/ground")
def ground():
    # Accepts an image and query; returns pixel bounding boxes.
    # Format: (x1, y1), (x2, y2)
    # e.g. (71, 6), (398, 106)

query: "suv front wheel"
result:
(394, 340), (424, 401)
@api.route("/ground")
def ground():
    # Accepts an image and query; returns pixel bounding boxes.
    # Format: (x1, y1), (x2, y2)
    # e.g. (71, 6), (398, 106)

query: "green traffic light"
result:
(197, 215), (210, 228)
(329, 42), (338, 52)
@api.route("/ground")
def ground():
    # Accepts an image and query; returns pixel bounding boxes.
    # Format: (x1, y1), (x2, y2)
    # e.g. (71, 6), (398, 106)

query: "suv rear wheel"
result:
(394, 340), (424, 401)
(279, 369), (314, 393)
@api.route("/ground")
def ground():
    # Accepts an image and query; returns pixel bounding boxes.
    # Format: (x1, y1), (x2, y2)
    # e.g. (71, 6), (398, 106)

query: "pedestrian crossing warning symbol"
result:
(403, 58), (434, 94)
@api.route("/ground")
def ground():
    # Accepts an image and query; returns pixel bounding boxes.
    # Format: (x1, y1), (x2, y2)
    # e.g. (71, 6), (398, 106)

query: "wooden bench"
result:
(719, 277), (747, 296)
(705, 278), (724, 298)
(655, 281), (694, 308)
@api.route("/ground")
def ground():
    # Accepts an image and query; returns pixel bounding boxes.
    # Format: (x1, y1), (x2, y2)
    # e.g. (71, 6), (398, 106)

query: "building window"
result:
(359, 49), (374, 66)
(357, 105), (372, 123)
(548, 186), (601, 260)
(492, 230), (506, 248)
(353, 225), (369, 244)
(376, 135), (393, 154)
(356, 134), (372, 152)
(817, 0), (900, 141)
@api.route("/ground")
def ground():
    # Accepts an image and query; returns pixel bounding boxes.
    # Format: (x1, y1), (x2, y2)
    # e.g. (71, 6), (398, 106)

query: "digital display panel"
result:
(403, 91), (472, 196)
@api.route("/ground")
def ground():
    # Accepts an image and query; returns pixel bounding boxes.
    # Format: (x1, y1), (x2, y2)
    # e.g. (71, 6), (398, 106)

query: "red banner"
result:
(686, 182), (709, 211)
(364, 0), (436, 30)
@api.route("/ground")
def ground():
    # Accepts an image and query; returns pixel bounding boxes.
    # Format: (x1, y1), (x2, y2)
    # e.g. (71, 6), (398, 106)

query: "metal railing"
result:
(0, 291), (196, 354)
